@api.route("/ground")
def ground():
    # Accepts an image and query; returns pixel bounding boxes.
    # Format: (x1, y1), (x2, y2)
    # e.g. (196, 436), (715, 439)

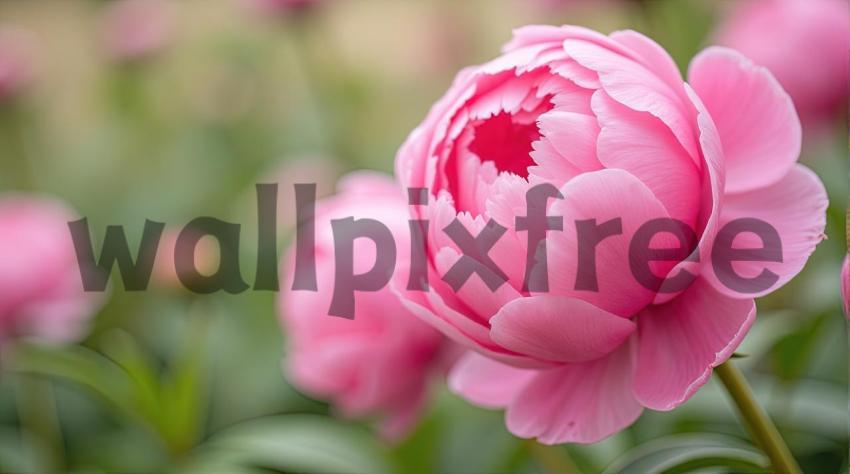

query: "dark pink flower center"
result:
(468, 111), (539, 178)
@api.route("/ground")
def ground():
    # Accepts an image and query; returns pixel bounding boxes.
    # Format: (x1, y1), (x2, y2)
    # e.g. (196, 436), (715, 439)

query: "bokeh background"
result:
(0, 0), (846, 472)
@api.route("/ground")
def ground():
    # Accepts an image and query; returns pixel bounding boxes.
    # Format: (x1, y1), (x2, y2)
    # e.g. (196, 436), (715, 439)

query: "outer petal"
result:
(505, 344), (642, 444)
(610, 30), (684, 99)
(448, 351), (537, 409)
(490, 296), (635, 363)
(705, 164), (828, 298)
(634, 278), (755, 411)
(504, 25), (634, 57)
(688, 46), (801, 194)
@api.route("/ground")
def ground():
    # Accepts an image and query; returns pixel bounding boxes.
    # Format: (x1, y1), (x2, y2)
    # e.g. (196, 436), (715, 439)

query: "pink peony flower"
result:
(714, 0), (850, 129)
(842, 255), (849, 318)
(0, 195), (101, 345)
(0, 27), (35, 103)
(394, 25), (828, 444)
(100, 0), (175, 63)
(279, 172), (446, 440)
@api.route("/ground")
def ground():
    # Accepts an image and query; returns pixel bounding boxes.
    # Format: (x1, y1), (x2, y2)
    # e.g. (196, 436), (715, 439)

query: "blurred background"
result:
(0, 0), (846, 472)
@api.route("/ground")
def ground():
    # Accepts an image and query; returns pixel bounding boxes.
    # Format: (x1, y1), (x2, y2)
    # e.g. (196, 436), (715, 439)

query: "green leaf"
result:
(99, 330), (163, 428)
(188, 415), (392, 474)
(0, 426), (42, 474)
(603, 434), (768, 474)
(6, 343), (138, 420)
(158, 313), (210, 454)
(768, 312), (828, 381)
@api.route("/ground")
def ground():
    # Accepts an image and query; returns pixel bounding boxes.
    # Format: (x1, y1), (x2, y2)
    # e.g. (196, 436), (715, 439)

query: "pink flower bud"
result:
(279, 172), (445, 440)
(0, 27), (35, 103)
(0, 195), (101, 345)
(100, 0), (175, 63)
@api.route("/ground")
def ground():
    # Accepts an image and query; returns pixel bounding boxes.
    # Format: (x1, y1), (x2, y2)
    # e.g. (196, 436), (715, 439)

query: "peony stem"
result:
(714, 361), (801, 474)
(526, 439), (581, 474)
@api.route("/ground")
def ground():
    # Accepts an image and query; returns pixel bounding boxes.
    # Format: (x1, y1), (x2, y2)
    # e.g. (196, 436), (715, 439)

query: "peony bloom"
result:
(0, 27), (35, 103)
(0, 196), (101, 345)
(842, 255), (849, 318)
(394, 25), (828, 444)
(714, 0), (850, 129)
(279, 172), (446, 439)
(100, 0), (175, 63)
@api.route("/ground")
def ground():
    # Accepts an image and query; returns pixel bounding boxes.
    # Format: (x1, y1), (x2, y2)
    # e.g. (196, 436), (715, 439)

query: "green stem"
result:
(714, 361), (801, 474)
(525, 439), (581, 474)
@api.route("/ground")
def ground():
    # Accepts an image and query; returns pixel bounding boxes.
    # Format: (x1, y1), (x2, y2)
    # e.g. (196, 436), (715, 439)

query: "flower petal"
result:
(534, 110), (603, 175)
(392, 279), (550, 369)
(490, 296), (635, 363)
(434, 246), (522, 321)
(652, 84), (726, 305)
(545, 169), (675, 316)
(448, 351), (537, 408)
(705, 164), (828, 298)
(610, 30), (684, 98)
(505, 344), (642, 444)
(688, 46), (801, 193)
(563, 38), (698, 159)
(592, 90), (701, 227)
(634, 278), (755, 410)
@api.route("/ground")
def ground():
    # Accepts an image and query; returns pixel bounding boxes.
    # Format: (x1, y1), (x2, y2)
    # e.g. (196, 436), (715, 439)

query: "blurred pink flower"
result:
(0, 196), (101, 345)
(842, 255), (849, 318)
(0, 27), (35, 103)
(100, 0), (175, 62)
(279, 172), (445, 440)
(395, 25), (828, 443)
(239, 0), (323, 17)
(715, 0), (849, 130)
